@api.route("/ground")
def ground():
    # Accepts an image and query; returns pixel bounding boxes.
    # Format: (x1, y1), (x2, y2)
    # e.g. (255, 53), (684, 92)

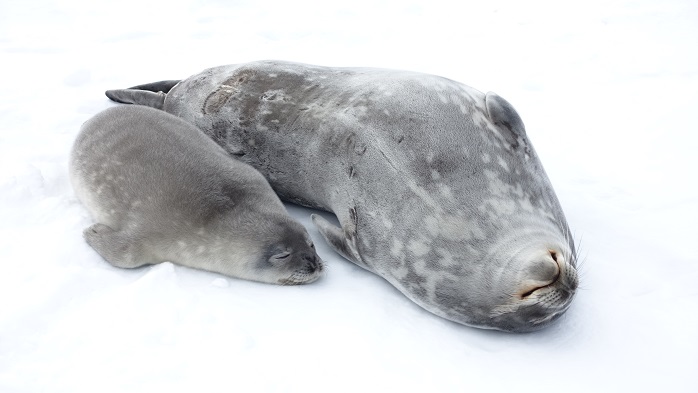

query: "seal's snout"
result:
(519, 250), (561, 299)
(302, 254), (323, 273)
(278, 254), (324, 286)
(490, 247), (578, 332)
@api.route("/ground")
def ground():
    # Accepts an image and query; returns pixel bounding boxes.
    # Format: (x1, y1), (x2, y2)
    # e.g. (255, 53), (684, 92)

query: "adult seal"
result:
(70, 105), (323, 285)
(106, 60), (579, 332)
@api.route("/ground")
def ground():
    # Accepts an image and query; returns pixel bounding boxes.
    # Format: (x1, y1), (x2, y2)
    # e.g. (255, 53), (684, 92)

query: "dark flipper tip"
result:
(104, 89), (166, 109)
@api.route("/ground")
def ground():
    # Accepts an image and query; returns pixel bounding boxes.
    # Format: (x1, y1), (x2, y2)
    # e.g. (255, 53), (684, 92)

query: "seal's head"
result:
(391, 91), (579, 332)
(265, 218), (324, 285)
(477, 93), (579, 331)
(236, 215), (324, 285)
(459, 93), (579, 332)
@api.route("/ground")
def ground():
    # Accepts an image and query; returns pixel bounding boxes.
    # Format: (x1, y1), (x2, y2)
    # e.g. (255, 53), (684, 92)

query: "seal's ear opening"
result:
(485, 92), (527, 141)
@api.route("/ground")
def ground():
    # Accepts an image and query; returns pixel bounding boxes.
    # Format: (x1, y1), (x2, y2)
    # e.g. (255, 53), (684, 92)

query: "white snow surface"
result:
(1, 0), (697, 391)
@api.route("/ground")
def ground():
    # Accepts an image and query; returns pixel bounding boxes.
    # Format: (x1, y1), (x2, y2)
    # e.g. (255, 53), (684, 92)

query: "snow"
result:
(1, 0), (697, 391)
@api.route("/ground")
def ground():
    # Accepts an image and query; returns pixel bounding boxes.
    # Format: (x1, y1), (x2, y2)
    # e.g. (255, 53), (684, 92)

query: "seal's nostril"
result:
(548, 250), (562, 285)
(304, 256), (319, 272)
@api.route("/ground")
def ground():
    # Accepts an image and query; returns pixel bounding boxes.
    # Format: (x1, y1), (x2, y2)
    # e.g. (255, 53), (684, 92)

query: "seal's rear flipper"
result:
(105, 89), (166, 109)
(105, 79), (181, 110)
(311, 213), (373, 273)
(128, 80), (181, 93)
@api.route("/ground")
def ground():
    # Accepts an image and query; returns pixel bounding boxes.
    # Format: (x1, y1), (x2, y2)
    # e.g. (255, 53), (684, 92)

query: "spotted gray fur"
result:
(105, 60), (578, 332)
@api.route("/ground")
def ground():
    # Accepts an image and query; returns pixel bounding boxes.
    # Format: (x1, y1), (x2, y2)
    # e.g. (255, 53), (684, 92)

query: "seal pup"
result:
(69, 105), (323, 285)
(106, 60), (578, 331)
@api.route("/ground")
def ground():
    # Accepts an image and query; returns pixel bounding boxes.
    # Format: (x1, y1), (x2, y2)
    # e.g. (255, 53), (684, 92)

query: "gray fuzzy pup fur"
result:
(70, 105), (322, 285)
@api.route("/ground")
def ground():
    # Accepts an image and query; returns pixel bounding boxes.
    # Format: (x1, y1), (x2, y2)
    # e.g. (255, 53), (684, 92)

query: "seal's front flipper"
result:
(311, 213), (373, 273)
(83, 223), (152, 269)
(105, 89), (166, 109)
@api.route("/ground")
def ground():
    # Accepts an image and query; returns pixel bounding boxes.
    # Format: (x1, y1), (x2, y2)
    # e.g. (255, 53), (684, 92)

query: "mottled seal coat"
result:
(106, 60), (579, 331)
(70, 105), (323, 285)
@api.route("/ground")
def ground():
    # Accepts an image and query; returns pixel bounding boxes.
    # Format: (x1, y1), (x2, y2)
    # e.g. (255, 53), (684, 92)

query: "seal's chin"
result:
(278, 258), (325, 286)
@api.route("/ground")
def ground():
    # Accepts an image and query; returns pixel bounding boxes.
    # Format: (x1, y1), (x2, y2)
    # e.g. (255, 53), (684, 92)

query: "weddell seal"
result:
(69, 105), (323, 285)
(106, 60), (579, 332)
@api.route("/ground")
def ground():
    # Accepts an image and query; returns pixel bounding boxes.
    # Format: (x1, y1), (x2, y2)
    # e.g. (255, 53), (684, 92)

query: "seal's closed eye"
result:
(270, 251), (291, 262)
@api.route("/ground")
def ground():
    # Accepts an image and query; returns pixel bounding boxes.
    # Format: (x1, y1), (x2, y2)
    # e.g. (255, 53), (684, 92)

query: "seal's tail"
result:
(105, 80), (181, 110)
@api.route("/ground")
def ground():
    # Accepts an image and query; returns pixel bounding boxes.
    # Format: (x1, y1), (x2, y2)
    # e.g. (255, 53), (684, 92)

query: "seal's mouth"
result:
(278, 258), (325, 285)
(489, 248), (578, 331)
